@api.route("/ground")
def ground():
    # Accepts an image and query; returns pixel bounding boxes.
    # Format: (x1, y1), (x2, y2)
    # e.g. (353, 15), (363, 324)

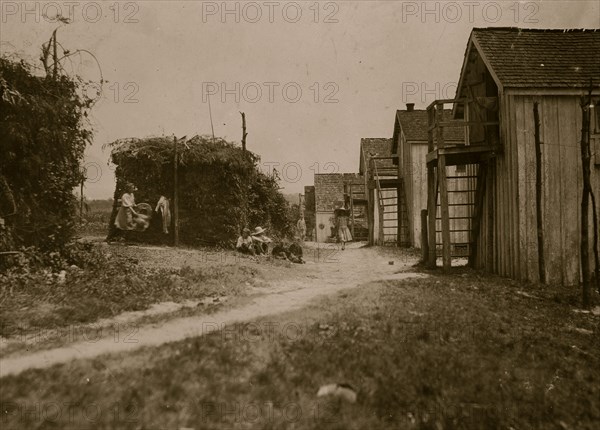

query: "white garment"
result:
(155, 196), (171, 234)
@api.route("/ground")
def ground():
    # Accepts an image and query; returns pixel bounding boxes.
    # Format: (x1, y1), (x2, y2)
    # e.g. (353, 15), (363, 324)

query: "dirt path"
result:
(0, 245), (424, 378)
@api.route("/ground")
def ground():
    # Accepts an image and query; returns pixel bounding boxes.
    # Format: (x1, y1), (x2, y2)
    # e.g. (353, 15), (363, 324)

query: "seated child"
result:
(236, 228), (255, 255)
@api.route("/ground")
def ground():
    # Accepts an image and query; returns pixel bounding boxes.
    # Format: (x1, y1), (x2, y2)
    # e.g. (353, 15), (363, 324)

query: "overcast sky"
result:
(1, 0), (598, 198)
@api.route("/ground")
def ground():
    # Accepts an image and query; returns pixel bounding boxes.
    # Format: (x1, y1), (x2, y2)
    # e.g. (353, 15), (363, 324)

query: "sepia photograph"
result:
(0, 1), (599, 428)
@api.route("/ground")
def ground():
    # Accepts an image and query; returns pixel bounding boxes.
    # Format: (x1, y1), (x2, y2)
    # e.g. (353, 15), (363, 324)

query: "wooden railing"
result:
(427, 97), (499, 152)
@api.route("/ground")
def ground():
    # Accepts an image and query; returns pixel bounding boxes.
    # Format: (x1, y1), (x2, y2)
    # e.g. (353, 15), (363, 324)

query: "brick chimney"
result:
(406, 103), (415, 112)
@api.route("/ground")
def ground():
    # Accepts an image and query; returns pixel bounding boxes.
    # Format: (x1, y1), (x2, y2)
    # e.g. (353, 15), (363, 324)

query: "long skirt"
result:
(114, 207), (133, 230)
(338, 226), (352, 242)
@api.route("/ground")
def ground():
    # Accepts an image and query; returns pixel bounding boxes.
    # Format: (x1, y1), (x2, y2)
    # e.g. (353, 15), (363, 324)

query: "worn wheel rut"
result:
(0, 245), (424, 377)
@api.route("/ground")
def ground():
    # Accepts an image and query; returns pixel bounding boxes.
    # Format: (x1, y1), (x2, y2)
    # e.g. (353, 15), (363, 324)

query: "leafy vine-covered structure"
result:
(107, 135), (293, 247)
(0, 57), (93, 252)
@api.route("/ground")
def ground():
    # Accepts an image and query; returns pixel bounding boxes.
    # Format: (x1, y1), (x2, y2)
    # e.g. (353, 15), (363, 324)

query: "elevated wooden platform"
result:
(368, 178), (401, 190)
(426, 144), (499, 166)
(425, 97), (500, 270)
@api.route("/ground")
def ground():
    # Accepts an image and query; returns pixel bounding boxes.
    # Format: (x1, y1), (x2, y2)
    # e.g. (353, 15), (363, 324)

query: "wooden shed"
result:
(426, 27), (600, 286)
(392, 104), (465, 249)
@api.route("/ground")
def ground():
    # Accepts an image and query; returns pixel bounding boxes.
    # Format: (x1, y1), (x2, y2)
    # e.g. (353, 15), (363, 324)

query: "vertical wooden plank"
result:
(510, 95), (526, 281)
(497, 107), (506, 277)
(368, 186), (374, 246)
(397, 180), (401, 245)
(439, 155), (451, 269)
(506, 95), (516, 280)
(542, 96), (563, 285)
(481, 164), (488, 269)
(534, 101), (546, 284)
(487, 161), (495, 271)
(522, 96), (538, 282)
(510, 98), (523, 280)
(516, 95), (529, 281)
(502, 95), (513, 278)
(414, 144), (429, 248)
(427, 164), (437, 268)
(436, 104), (451, 269)
(427, 106), (437, 266)
(421, 209), (429, 263)
(508, 94), (520, 280)
(469, 163), (487, 267)
(560, 96), (583, 285)
(497, 134), (505, 276)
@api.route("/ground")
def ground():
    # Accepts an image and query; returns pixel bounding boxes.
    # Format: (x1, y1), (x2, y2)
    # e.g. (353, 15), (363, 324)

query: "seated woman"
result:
(236, 228), (255, 255)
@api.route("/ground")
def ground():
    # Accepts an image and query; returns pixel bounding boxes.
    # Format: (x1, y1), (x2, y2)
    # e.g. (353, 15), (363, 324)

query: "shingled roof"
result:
(314, 173), (363, 212)
(392, 109), (465, 145)
(469, 28), (600, 89)
(359, 138), (395, 175)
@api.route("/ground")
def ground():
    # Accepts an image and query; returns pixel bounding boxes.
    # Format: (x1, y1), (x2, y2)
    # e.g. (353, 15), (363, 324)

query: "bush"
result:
(0, 57), (93, 251)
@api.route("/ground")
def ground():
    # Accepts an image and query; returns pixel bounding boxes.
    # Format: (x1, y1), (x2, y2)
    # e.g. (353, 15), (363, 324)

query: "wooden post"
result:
(173, 135), (180, 247)
(52, 30), (58, 79)
(533, 102), (545, 284)
(421, 209), (428, 263)
(438, 155), (451, 269)
(368, 185), (374, 246)
(427, 106), (437, 268)
(436, 104), (451, 269)
(397, 181), (402, 246)
(427, 165), (437, 268)
(240, 112), (248, 152)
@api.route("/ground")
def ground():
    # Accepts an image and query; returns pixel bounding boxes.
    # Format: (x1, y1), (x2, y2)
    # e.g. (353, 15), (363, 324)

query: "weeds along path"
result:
(0, 244), (424, 378)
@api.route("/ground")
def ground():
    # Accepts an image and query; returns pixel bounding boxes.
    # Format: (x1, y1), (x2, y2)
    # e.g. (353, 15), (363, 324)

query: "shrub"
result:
(0, 57), (93, 251)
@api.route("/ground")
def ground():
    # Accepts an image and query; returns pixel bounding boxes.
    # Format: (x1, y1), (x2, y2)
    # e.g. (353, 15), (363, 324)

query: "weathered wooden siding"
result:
(404, 138), (470, 249)
(404, 140), (428, 248)
(315, 212), (335, 243)
(476, 93), (599, 285)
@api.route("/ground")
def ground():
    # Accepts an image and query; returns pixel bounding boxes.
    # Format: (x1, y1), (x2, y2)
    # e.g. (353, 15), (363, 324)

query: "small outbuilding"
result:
(425, 27), (600, 286)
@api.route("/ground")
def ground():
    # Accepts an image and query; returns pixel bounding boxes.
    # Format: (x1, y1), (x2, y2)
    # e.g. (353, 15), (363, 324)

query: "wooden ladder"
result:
(426, 99), (494, 269)
(348, 182), (368, 241)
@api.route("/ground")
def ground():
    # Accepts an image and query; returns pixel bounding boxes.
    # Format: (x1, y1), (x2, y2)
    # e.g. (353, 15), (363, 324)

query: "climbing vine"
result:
(0, 56), (95, 250)
(106, 135), (294, 246)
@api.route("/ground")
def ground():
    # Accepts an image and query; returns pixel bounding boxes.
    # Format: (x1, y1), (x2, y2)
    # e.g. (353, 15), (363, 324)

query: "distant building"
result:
(314, 173), (364, 243)
(392, 104), (465, 248)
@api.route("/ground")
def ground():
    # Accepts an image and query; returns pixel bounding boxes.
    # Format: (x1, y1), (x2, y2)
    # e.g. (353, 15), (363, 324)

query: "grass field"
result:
(75, 199), (113, 237)
(1, 269), (598, 429)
